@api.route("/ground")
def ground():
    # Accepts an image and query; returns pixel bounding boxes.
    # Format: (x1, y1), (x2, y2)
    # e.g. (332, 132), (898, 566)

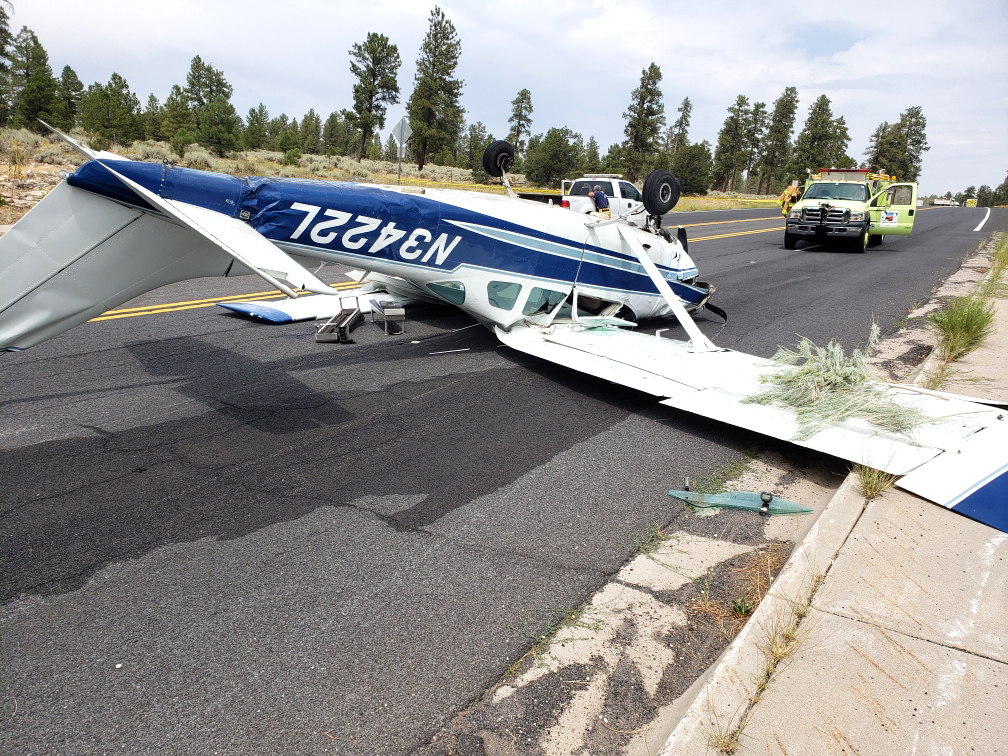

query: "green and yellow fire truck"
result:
(783, 169), (918, 252)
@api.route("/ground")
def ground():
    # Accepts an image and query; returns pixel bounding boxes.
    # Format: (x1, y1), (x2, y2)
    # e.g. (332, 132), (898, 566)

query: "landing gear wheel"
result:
(482, 140), (514, 178)
(642, 170), (681, 215)
(867, 234), (883, 247)
(784, 231), (798, 250)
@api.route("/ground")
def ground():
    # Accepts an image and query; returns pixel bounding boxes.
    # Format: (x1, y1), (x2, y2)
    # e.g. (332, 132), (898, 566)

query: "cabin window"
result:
(569, 180), (614, 197)
(890, 185), (913, 206)
(620, 182), (642, 201)
(426, 281), (466, 305)
(487, 281), (523, 310)
(522, 287), (567, 316)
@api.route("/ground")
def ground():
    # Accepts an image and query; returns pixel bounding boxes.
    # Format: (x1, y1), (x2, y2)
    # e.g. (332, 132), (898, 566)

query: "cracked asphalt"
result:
(1, 204), (1003, 754)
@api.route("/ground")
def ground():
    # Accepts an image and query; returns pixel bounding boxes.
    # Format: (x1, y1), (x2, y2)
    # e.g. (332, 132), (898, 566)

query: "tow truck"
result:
(784, 168), (918, 252)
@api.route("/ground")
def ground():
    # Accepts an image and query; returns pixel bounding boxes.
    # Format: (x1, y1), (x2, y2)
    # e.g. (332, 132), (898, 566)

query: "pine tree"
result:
(405, 6), (463, 170)
(622, 62), (665, 181)
(301, 108), (323, 154)
(0, 6), (12, 126)
(743, 101), (767, 193)
(583, 136), (601, 174)
(51, 66), (83, 131)
(712, 95), (750, 192)
(524, 128), (582, 187)
(185, 55), (232, 132)
(863, 107), (929, 181)
(757, 87), (798, 194)
(383, 132), (399, 161)
(899, 107), (929, 182)
(9, 27), (57, 131)
(160, 85), (193, 141)
(672, 141), (713, 195)
(507, 88), (533, 157)
(666, 96), (691, 156)
(195, 95), (241, 156)
(142, 93), (163, 140)
(78, 72), (141, 145)
(787, 94), (849, 180)
(348, 32), (401, 161)
(323, 111), (350, 155)
(243, 103), (269, 150)
(268, 113), (290, 150)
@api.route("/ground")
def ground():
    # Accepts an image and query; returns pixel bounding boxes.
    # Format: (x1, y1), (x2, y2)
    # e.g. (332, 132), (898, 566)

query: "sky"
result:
(14, 0), (1008, 195)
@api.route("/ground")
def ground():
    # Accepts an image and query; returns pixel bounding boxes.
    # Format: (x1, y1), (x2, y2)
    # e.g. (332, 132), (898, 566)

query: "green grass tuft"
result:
(853, 463), (898, 500)
(929, 295), (996, 362)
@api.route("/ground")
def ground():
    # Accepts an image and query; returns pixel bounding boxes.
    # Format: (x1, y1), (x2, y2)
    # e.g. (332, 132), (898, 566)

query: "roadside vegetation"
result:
(744, 323), (925, 441)
(923, 234), (1006, 389)
(0, 2), (946, 206)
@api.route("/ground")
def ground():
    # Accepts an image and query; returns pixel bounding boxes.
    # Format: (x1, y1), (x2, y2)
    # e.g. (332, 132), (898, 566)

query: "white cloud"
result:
(14, 0), (1008, 193)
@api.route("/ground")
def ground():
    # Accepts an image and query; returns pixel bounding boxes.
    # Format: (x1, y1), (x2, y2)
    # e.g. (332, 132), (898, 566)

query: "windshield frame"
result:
(802, 182), (869, 202)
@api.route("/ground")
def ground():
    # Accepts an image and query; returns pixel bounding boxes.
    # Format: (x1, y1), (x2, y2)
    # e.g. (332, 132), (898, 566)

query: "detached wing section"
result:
(496, 323), (1007, 529)
(101, 163), (334, 298)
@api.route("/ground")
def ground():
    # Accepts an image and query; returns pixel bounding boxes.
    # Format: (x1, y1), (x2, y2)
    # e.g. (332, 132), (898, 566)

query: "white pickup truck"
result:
(561, 174), (647, 226)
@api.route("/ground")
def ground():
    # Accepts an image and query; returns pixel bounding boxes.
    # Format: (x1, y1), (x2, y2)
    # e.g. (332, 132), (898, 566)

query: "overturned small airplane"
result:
(1, 126), (1005, 531)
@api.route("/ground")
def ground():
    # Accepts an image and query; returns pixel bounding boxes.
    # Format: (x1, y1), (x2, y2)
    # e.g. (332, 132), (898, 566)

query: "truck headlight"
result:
(849, 212), (864, 222)
(788, 209), (801, 219)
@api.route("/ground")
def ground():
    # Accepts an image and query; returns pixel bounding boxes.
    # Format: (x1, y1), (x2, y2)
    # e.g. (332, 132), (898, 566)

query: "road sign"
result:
(392, 117), (411, 183)
(392, 117), (411, 154)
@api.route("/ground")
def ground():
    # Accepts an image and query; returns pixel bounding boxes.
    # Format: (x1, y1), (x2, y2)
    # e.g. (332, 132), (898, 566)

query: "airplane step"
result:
(315, 297), (364, 343)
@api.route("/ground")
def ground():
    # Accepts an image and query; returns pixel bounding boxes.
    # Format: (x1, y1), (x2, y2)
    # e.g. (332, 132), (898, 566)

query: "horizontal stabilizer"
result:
(98, 162), (335, 299)
(218, 289), (413, 323)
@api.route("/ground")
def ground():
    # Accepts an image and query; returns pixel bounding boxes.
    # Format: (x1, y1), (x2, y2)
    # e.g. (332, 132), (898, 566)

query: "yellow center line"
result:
(680, 216), (784, 228)
(691, 226), (785, 242)
(89, 281), (360, 321)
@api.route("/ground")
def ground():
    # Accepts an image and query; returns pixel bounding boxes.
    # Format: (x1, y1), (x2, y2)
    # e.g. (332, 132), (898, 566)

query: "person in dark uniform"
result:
(588, 185), (610, 217)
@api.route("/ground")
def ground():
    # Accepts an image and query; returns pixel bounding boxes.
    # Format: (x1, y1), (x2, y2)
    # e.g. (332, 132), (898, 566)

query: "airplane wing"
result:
(495, 226), (1008, 530)
(99, 163), (335, 298)
(495, 322), (1007, 529)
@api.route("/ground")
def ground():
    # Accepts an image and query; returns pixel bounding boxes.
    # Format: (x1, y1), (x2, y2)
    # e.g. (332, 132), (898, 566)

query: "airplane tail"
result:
(0, 181), (236, 350)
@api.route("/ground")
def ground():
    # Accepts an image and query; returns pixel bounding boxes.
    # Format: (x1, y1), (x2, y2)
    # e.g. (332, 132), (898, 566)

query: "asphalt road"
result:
(1, 203), (1002, 755)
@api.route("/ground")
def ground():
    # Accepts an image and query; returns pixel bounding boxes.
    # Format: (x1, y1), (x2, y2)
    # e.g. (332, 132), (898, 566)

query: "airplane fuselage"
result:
(66, 160), (707, 330)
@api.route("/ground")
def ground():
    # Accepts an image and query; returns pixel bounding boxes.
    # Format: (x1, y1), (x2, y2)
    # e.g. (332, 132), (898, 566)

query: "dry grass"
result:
(690, 544), (790, 640)
(853, 463), (898, 500)
(672, 196), (779, 213)
(706, 701), (749, 754)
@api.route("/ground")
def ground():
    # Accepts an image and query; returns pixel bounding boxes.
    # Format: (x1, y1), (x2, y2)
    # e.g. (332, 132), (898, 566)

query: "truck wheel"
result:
(854, 225), (868, 253)
(482, 140), (514, 178)
(867, 234), (883, 247)
(642, 170), (681, 215)
(784, 232), (797, 250)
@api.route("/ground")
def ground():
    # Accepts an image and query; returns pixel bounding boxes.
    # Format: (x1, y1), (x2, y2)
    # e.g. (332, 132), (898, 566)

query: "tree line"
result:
(0, 4), (959, 195)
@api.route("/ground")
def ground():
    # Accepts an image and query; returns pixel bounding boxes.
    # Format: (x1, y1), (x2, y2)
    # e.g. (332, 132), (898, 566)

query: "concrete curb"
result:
(657, 472), (866, 754)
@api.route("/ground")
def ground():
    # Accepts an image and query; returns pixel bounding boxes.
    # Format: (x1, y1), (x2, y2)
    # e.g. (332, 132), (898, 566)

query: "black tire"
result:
(784, 231), (798, 250)
(867, 233), (883, 247)
(854, 224), (868, 253)
(482, 140), (514, 178)
(642, 170), (680, 215)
